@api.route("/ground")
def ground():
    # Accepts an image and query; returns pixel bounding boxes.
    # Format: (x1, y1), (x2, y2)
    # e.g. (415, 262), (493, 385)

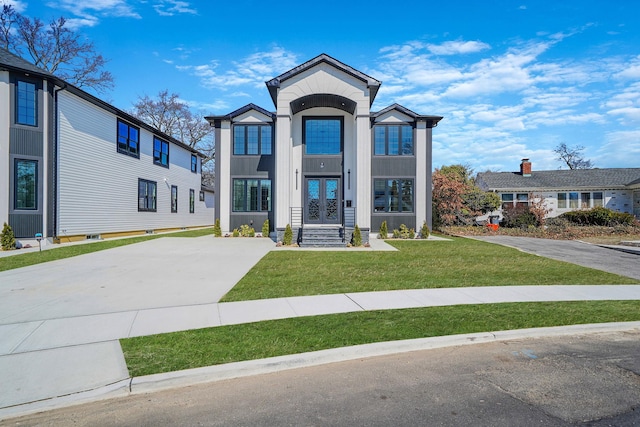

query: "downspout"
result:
(52, 81), (67, 242)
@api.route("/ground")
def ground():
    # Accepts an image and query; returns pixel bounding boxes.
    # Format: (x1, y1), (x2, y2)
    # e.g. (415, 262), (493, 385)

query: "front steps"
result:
(298, 226), (346, 247)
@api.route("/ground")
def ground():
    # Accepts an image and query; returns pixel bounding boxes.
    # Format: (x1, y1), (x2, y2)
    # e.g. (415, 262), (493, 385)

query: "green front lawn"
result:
(121, 300), (640, 377)
(221, 238), (639, 301)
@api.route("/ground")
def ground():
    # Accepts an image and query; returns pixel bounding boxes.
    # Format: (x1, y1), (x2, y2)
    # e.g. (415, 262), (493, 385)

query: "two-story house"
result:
(1, 48), (213, 247)
(207, 54), (442, 246)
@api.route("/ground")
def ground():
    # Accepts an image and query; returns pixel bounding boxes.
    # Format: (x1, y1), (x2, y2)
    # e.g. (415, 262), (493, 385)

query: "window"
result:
(118, 120), (140, 157)
(569, 192), (579, 209)
(189, 189), (195, 213)
(516, 193), (528, 207)
(593, 192), (604, 207)
(14, 159), (38, 210)
(153, 137), (169, 167)
(16, 80), (37, 126)
(501, 193), (514, 209)
(373, 125), (413, 155)
(138, 179), (157, 212)
(232, 179), (272, 212)
(191, 154), (198, 173)
(373, 179), (413, 212)
(304, 118), (342, 155)
(233, 124), (272, 155)
(558, 193), (567, 209)
(581, 192), (591, 209)
(199, 191), (205, 201)
(171, 185), (178, 213)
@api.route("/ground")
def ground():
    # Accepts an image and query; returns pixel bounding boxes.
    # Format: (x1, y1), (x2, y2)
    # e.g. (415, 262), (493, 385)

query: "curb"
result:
(3, 321), (640, 420)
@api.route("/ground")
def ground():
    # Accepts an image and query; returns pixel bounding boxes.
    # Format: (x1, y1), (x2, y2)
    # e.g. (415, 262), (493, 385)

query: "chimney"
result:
(520, 158), (532, 177)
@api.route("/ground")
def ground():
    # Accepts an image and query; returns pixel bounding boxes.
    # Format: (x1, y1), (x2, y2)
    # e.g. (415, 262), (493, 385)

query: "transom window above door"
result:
(304, 117), (342, 155)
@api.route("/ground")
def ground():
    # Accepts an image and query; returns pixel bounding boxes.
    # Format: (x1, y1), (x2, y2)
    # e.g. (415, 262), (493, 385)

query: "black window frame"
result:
(303, 116), (343, 155)
(199, 191), (205, 202)
(153, 136), (170, 168)
(233, 124), (273, 155)
(117, 119), (140, 158)
(171, 185), (178, 213)
(373, 178), (414, 213)
(191, 154), (198, 173)
(189, 189), (195, 213)
(138, 179), (157, 212)
(15, 79), (38, 127)
(232, 179), (272, 212)
(14, 158), (38, 210)
(373, 124), (414, 156)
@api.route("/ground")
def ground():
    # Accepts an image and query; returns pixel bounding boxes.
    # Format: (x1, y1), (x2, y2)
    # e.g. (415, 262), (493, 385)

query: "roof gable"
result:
(373, 103), (443, 127)
(265, 53), (381, 107)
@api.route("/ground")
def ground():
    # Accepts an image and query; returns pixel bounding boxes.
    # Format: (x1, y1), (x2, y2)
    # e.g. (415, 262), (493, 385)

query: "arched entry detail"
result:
(290, 94), (357, 115)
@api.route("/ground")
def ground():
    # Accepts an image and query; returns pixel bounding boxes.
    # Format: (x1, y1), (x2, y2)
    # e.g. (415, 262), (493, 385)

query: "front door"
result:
(305, 178), (341, 224)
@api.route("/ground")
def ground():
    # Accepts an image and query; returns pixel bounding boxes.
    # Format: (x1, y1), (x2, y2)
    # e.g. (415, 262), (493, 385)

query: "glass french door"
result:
(305, 178), (341, 224)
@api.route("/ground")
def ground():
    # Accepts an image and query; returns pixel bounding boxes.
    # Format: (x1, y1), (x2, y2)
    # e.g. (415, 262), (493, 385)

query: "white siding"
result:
(57, 91), (212, 237)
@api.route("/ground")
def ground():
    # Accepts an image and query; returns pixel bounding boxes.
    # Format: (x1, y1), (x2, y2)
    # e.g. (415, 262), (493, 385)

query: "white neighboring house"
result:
(207, 54), (443, 246)
(0, 48), (213, 246)
(476, 159), (640, 221)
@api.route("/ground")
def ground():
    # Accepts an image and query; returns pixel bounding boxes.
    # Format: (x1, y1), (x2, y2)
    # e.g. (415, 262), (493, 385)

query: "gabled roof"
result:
(205, 103), (275, 122)
(477, 168), (640, 191)
(372, 103), (443, 127)
(265, 53), (382, 107)
(0, 48), (204, 157)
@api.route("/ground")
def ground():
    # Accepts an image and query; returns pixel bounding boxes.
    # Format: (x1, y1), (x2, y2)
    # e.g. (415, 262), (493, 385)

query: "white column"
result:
(218, 122), (231, 233)
(0, 71), (10, 228)
(275, 114), (291, 229)
(415, 122), (427, 229)
(355, 114), (371, 228)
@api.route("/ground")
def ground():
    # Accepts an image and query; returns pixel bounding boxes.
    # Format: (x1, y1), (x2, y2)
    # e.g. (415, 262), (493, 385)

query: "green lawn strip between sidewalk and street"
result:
(0, 228), (213, 272)
(221, 238), (639, 301)
(121, 300), (640, 377)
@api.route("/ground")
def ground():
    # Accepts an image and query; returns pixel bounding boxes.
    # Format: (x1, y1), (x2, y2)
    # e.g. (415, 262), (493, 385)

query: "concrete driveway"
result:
(472, 236), (640, 280)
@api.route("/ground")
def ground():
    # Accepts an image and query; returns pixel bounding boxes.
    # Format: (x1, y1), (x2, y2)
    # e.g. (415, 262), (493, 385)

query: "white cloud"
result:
(615, 55), (640, 80)
(1, 0), (27, 12)
(153, 0), (197, 17)
(44, 0), (140, 28)
(597, 130), (640, 167)
(427, 40), (491, 55)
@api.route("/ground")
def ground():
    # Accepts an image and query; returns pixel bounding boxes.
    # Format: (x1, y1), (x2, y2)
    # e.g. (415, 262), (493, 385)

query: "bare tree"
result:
(130, 90), (215, 185)
(553, 143), (594, 170)
(0, 5), (113, 93)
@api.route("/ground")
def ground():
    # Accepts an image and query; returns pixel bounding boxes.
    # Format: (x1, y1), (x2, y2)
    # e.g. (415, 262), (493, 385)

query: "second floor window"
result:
(118, 120), (140, 158)
(374, 125), (413, 155)
(153, 137), (169, 167)
(234, 124), (272, 155)
(191, 154), (198, 173)
(16, 80), (37, 126)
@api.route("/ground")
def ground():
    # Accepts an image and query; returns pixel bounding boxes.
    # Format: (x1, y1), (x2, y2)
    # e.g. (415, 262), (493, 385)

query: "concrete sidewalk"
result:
(1, 235), (640, 420)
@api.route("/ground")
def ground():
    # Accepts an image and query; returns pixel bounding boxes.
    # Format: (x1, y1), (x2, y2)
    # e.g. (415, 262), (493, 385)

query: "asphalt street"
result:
(9, 329), (640, 426)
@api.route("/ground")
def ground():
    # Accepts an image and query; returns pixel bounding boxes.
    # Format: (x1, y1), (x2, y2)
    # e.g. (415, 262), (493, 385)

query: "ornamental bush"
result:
(283, 224), (293, 245)
(392, 224), (413, 239)
(420, 221), (430, 239)
(378, 221), (388, 239)
(213, 218), (222, 237)
(561, 207), (635, 226)
(352, 225), (362, 247)
(1, 222), (16, 250)
(262, 219), (270, 237)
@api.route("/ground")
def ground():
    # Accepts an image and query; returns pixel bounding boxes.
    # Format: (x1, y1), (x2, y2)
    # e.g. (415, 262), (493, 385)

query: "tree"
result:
(553, 143), (594, 170)
(130, 90), (215, 185)
(1, 5), (114, 93)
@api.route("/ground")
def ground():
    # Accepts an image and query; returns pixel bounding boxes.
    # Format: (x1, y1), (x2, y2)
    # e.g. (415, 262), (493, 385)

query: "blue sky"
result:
(6, 0), (640, 173)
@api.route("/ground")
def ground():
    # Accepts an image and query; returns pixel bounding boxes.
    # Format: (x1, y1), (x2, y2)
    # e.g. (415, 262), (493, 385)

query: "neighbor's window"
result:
(16, 80), (37, 126)
(189, 189), (195, 213)
(118, 120), (140, 157)
(171, 185), (178, 213)
(153, 137), (169, 167)
(373, 179), (414, 213)
(233, 179), (271, 212)
(199, 191), (205, 202)
(501, 193), (514, 209)
(581, 192), (591, 209)
(516, 193), (528, 207)
(304, 118), (342, 155)
(373, 125), (413, 155)
(234, 124), (272, 155)
(14, 159), (38, 210)
(558, 193), (567, 209)
(569, 192), (579, 209)
(138, 179), (157, 212)
(191, 154), (198, 173)
(593, 192), (604, 207)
